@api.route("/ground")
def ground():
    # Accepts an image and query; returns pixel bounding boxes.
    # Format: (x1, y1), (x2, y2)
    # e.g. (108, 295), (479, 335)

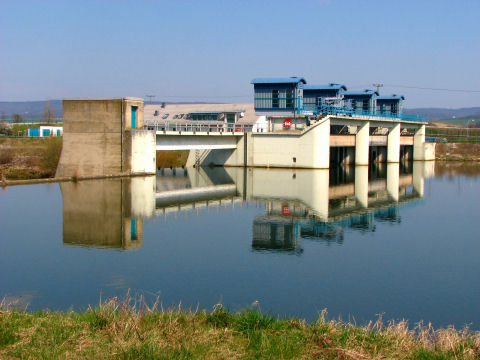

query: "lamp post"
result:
(465, 119), (474, 139)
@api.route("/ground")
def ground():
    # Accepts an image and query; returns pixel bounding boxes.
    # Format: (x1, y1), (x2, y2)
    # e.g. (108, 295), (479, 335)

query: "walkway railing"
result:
(303, 104), (427, 122)
(145, 121), (253, 133)
(426, 134), (480, 143)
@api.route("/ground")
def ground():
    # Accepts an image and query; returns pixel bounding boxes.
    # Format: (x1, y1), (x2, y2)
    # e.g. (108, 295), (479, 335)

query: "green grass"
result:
(0, 297), (478, 359)
(430, 116), (480, 126)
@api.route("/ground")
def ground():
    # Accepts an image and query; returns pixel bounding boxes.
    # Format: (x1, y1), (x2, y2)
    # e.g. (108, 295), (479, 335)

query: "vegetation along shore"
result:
(1, 297), (479, 359)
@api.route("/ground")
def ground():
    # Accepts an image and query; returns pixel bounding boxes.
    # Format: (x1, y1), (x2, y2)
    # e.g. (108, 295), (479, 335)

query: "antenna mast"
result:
(145, 94), (155, 104)
(372, 84), (383, 93)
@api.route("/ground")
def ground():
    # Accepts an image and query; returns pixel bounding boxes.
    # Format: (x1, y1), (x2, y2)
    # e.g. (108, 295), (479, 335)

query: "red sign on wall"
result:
(282, 205), (290, 216)
(283, 119), (292, 129)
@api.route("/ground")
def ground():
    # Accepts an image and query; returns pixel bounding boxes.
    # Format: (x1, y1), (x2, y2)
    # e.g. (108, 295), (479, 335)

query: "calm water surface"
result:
(1, 162), (479, 329)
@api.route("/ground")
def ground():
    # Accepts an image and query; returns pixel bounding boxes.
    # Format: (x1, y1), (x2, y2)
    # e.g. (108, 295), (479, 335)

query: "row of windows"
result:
(191, 114), (218, 121)
(272, 89), (294, 108)
(154, 112), (238, 121)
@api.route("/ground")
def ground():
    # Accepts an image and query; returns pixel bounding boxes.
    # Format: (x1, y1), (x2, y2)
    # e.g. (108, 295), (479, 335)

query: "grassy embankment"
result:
(0, 136), (188, 181)
(0, 137), (62, 180)
(1, 298), (479, 359)
(435, 143), (480, 161)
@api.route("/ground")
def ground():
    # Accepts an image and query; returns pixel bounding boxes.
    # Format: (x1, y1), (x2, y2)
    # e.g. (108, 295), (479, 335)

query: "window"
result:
(191, 114), (218, 121)
(286, 89), (294, 108)
(363, 100), (369, 112)
(226, 114), (235, 124)
(272, 90), (279, 108)
(391, 103), (398, 115)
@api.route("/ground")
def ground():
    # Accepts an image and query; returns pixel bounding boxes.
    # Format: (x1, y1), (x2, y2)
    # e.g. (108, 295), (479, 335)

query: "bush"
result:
(0, 149), (14, 164)
(41, 137), (62, 176)
(0, 122), (12, 136)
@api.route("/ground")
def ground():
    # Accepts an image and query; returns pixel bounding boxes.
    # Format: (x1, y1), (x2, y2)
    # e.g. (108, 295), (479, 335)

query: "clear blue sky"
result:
(1, 0), (479, 108)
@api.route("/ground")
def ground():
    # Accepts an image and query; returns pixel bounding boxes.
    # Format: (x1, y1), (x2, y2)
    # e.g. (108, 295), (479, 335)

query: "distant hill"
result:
(1, 100), (479, 123)
(0, 100), (63, 121)
(403, 107), (480, 121)
(0, 100), (219, 120)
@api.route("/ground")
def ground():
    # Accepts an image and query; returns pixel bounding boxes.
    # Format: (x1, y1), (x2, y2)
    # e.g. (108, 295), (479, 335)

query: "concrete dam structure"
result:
(56, 78), (435, 176)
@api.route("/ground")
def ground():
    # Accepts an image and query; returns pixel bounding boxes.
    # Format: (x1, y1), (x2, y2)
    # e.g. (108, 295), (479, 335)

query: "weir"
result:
(56, 88), (435, 176)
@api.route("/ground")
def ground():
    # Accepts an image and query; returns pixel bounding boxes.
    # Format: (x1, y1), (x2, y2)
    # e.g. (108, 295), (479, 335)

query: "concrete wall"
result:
(56, 98), (155, 178)
(124, 99), (144, 129)
(248, 119), (330, 168)
(424, 142), (436, 161)
(124, 130), (156, 174)
(179, 117), (433, 169)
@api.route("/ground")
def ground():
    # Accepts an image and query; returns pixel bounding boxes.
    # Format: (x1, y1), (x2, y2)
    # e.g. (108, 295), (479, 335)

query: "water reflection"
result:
(60, 177), (155, 250)
(60, 161), (435, 252)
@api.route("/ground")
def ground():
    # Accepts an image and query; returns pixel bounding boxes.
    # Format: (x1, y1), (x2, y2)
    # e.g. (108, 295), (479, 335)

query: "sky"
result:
(1, 0), (479, 108)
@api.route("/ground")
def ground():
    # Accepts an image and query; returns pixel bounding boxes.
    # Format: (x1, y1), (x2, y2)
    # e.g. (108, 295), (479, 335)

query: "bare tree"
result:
(12, 113), (23, 123)
(43, 100), (56, 124)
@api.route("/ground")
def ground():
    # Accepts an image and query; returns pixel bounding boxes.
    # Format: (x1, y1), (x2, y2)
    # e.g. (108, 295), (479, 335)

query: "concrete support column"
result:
(386, 163), (399, 201)
(355, 121), (370, 166)
(413, 161), (425, 197)
(314, 118), (331, 168)
(413, 124), (426, 161)
(355, 166), (369, 208)
(387, 123), (401, 163)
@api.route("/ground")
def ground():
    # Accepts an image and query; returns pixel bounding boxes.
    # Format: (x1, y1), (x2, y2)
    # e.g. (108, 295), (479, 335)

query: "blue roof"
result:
(344, 89), (379, 96)
(303, 83), (347, 91)
(377, 94), (405, 100)
(251, 77), (307, 85)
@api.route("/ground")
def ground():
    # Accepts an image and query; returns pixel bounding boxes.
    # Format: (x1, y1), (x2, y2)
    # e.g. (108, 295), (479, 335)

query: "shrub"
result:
(0, 149), (14, 164)
(41, 137), (62, 176)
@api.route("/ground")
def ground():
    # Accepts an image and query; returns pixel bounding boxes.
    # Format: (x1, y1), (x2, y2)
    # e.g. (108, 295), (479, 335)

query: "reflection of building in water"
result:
(61, 177), (155, 250)
(249, 162), (427, 252)
(252, 216), (302, 253)
(60, 160), (434, 253)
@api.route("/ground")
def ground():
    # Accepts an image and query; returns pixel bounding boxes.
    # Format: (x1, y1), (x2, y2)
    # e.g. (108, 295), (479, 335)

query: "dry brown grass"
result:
(436, 143), (480, 161)
(1, 295), (479, 359)
(0, 137), (62, 179)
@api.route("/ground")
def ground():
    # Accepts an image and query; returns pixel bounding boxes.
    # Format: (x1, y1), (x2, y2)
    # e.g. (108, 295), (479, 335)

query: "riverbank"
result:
(0, 137), (187, 182)
(1, 299), (478, 360)
(435, 143), (480, 161)
(0, 137), (62, 180)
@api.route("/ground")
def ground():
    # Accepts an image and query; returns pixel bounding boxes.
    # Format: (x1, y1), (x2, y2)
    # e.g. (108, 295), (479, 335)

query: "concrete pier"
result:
(355, 121), (370, 166)
(387, 123), (401, 163)
(413, 125), (426, 161)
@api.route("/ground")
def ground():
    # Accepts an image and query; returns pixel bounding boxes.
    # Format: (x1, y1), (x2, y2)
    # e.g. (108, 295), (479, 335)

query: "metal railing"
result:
(426, 134), (480, 143)
(303, 104), (427, 122)
(145, 121), (253, 133)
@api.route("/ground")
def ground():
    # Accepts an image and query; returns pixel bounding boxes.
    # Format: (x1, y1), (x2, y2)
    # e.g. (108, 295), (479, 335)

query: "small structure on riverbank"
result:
(27, 126), (63, 137)
(56, 98), (156, 178)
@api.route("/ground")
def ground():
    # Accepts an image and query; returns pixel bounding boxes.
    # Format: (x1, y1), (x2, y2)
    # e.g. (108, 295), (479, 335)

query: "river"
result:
(1, 162), (479, 329)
